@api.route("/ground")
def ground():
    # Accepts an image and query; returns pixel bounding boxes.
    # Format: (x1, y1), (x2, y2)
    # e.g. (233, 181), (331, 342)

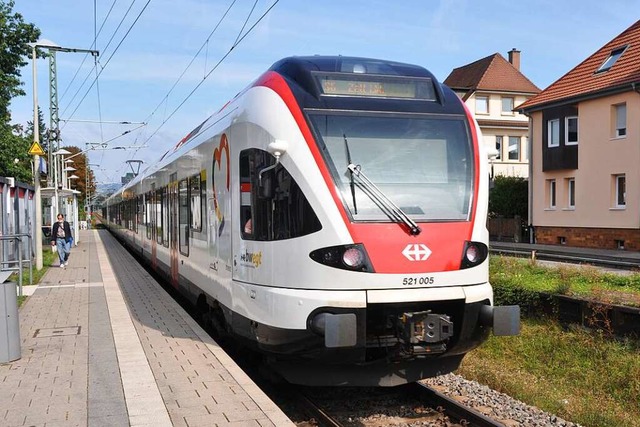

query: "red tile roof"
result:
(519, 19), (640, 111)
(444, 53), (540, 94)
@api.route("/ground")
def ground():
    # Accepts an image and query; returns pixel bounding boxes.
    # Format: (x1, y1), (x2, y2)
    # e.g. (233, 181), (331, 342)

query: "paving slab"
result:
(0, 229), (293, 427)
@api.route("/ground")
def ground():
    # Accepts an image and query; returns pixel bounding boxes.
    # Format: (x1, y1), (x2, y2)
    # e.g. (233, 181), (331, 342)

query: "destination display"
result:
(314, 73), (435, 100)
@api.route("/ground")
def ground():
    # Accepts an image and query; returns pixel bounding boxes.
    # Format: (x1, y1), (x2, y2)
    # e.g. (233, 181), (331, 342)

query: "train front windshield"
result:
(309, 114), (474, 222)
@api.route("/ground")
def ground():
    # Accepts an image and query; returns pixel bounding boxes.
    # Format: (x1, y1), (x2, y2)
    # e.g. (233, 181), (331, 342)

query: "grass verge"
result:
(458, 318), (640, 427)
(490, 256), (640, 307)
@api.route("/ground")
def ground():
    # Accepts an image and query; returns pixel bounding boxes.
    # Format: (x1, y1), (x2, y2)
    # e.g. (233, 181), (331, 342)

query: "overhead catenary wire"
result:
(140, 0), (239, 129)
(61, 0), (152, 127)
(59, 0), (119, 103)
(142, 0), (279, 145)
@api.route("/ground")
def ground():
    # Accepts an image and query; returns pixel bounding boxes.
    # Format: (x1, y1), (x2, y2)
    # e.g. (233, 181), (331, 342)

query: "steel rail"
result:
(413, 383), (506, 427)
(489, 246), (640, 270)
(295, 393), (344, 427)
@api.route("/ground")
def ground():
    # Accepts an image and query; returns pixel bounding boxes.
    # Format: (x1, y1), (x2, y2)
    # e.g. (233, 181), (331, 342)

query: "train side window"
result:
(200, 172), (206, 232)
(127, 199), (134, 231)
(156, 188), (163, 245)
(145, 192), (152, 240)
(178, 178), (190, 255)
(150, 185), (157, 241)
(137, 195), (143, 232)
(239, 148), (321, 241)
(162, 186), (169, 247)
(189, 174), (202, 232)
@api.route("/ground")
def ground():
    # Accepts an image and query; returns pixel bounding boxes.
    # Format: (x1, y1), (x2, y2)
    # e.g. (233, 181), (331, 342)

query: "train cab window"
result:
(309, 114), (473, 222)
(178, 179), (190, 255)
(156, 188), (163, 245)
(239, 148), (321, 241)
(189, 174), (202, 232)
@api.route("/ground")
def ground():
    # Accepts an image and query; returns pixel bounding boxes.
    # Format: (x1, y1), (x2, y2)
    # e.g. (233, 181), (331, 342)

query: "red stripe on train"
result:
(255, 71), (478, 273)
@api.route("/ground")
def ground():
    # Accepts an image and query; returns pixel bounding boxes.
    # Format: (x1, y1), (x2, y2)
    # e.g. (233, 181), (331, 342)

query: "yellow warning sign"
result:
(28, 141), (46, 156)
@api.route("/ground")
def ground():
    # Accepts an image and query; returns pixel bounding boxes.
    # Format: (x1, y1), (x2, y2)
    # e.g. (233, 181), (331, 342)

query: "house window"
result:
(547, 179), (556, 209)
(567, 178), (575, 208)
(614, 103), (626, 137)
(597, 45), (627, 73)
(548, 119), (560, 147)
(508, 136), (520, 161)
(476, 96), (489, 114)
(501, 97), (514, 114)
(614, 174), (626, 208)
(495, 136), (502, 160)
(565, 116), (578, 145)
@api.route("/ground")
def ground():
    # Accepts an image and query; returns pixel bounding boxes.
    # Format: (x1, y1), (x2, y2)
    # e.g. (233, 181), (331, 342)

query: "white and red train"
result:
(103, 56), (519, 386)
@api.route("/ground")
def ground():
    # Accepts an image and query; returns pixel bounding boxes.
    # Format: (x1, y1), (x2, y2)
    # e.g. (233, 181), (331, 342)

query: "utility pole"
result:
(30, 40), (99, 269)
(31, 45), (43, 270)
(44, 45), (98, 226)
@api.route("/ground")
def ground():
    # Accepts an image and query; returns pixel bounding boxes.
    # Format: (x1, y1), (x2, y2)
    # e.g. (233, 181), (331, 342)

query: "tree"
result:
(61, 146), (96, 219)
(0, 0), (41, 124)
(488, 175), (528, 219)
(25, 106), (49, 150)
(0, 121), (33, 182)
(0, 1), (41, 183)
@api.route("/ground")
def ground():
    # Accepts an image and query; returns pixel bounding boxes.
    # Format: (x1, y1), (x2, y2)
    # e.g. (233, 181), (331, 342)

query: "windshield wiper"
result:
(343, 134), (357, 214)
(347, 163), (422, 236)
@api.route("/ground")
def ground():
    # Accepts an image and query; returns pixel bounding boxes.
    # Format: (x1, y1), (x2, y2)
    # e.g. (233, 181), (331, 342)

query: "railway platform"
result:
(0, 229), (293, 427)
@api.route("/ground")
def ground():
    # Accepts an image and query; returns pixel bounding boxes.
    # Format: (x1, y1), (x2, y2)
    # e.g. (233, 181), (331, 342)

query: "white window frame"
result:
(615, 104), (626, 138)
(565, 116), (578, 146)
(548, 119), (560, 148)
(501, 97), (514, 115)
(597, 45), (627, 73)
(495, 136), (502, 160)
(476, 96), (489, 114)
(615, 174), (626, 208)
(508, 136), (520, 161)
(567, 178), (575, 209)
(548, 179), (556, 209)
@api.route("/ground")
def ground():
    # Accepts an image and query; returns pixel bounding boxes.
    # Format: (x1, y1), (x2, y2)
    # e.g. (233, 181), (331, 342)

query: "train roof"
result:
(268, 55), (464, 115)
(106, 56), (465, 204)
(269, 55), (438, 79)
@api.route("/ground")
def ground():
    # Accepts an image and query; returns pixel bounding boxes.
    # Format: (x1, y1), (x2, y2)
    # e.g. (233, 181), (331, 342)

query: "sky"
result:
(10, 0), (639, 186)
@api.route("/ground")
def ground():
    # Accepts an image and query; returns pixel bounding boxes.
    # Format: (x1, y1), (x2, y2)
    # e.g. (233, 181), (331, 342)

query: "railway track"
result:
(489, 242), (640, 270)
(293, 383), (507, 427)
(411, 382), (506, 427)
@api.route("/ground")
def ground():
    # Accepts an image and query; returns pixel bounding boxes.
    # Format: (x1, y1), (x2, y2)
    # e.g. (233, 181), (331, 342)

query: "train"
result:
(103, 56), (520, 387)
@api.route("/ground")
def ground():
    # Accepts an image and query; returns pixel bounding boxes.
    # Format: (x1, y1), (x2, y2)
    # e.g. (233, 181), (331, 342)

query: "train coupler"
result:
(399, 311), (453, 349)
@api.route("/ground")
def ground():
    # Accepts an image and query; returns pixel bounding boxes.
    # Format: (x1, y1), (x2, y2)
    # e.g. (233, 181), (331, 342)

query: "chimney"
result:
(508, 48), (521, 70)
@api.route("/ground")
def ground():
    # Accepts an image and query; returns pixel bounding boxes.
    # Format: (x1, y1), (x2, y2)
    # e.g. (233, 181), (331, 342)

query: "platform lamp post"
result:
(29, 42), (49, 270)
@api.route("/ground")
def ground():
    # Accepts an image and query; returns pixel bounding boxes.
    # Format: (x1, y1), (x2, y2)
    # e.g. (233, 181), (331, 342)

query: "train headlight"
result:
(310, 244), (374, 272)
(343, 248), (364, 268)
(460, 241), (488, 269)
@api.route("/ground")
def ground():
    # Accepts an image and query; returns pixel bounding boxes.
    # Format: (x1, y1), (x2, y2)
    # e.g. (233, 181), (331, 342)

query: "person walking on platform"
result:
(51, 213), (73, 268)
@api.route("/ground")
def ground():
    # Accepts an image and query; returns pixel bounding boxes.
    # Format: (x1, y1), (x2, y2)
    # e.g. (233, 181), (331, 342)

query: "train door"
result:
(169, 173), (179, 288)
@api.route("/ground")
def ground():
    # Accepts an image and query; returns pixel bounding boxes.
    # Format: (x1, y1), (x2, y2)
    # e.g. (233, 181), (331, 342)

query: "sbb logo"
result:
(402, 244), (432, 261)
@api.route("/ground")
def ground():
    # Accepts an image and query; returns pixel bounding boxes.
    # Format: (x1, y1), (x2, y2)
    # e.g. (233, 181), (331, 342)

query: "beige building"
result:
(444, 49), (540, 178)
(519, 20), (640, 250)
